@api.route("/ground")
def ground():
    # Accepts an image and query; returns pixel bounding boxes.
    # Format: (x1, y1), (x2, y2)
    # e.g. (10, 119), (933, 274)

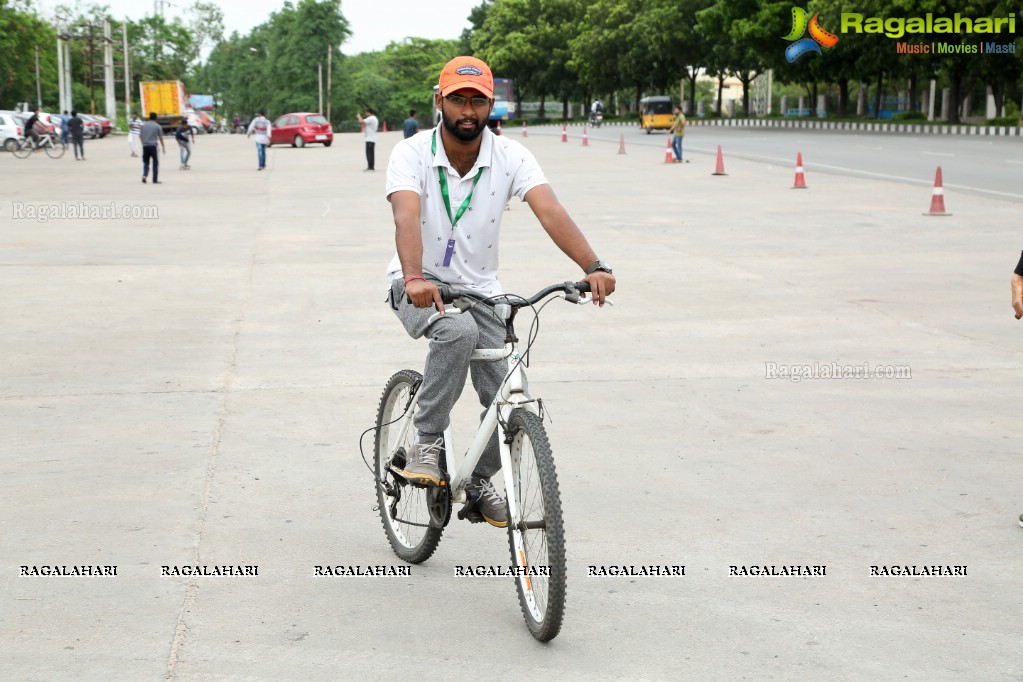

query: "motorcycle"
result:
(588, 111), (603, 128)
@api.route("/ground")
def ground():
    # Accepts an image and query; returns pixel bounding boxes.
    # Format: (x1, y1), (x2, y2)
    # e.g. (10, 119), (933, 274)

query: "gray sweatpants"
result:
(388, 278), (514, 477)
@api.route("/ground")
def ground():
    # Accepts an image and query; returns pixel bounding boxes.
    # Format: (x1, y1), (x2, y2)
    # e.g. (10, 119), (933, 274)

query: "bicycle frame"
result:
(392, 331), (538, 512)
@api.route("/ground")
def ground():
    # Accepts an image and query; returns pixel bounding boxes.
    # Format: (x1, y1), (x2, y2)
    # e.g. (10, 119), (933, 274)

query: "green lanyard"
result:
(432, 130), (484, 230)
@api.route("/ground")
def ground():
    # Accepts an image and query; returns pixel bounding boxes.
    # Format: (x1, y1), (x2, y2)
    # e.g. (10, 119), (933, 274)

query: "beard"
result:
(441, 108), (487, 142)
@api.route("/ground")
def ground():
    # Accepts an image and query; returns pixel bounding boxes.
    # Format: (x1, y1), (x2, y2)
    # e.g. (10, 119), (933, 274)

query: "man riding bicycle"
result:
(384, 56), (615, 527)
(23, 108), (42, 147)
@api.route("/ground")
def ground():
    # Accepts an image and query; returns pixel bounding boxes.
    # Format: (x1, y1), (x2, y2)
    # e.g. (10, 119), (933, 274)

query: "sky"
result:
(34, 0), (481, 55)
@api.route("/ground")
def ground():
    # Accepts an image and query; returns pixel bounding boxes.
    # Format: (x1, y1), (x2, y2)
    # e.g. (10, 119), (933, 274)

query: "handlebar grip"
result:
(438, 284), (457, 303)
(573, 281), (591, 293)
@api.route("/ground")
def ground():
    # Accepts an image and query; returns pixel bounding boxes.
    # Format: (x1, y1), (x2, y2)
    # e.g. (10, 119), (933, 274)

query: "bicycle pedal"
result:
(457, 488), (485, 523)
(457, 505), (486, 524)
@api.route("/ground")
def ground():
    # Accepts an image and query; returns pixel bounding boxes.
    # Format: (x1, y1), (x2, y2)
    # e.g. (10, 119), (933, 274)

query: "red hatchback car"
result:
(269, 112), (333, 147)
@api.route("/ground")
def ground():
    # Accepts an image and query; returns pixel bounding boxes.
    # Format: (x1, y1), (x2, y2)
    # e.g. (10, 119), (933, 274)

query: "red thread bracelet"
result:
(404, 275), (426, 286)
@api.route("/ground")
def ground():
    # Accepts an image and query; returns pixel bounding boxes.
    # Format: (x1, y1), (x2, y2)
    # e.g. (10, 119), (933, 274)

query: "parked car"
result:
(183, 110), (206, 134)
(92, 115), (113, 137)
(78, 114), (102, 139)
(37, 112), (62, 138)
(2, 110), (59, 139)
(0, 113), (24, 151)
(198, 111), (218, 133)
(269, 112), (333, 147)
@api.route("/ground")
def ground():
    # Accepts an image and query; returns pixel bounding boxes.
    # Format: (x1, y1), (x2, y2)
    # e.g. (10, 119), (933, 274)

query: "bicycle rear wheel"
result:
(505, 409), (566, 642)
(374, 369), (444, 563)
(11, 140), (31, 159)
(44, 140), (65, 158)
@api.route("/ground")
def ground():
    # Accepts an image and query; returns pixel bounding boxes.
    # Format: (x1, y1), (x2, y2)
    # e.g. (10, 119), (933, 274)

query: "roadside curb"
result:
(530, 119), (1023, 136)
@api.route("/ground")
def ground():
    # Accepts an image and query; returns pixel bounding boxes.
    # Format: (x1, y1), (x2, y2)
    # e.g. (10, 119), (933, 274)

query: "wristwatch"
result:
(585, 259), (613, 275)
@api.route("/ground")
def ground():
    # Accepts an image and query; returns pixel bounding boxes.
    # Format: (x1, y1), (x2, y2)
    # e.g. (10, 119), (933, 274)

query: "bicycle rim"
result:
(506, 409), (566, 642)
(374, 369), (444, 563)
(45, 141), (65, 158)
(12, 141), (31, 158)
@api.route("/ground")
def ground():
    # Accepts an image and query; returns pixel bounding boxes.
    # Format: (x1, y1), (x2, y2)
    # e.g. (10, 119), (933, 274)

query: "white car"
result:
(78, 114), (102, 139)
(0, 112), (25, 151)
(182, 110), (206, 134)
(38, 111), (63, 138)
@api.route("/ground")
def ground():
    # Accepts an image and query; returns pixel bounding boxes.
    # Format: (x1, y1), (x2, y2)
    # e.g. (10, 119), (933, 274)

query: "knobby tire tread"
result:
(506, 409), (566, 642)
(375, 369), (444, 564)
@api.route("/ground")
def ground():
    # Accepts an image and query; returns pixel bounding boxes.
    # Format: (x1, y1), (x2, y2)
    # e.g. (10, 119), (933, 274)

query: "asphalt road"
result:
(535, 122), (1023, 201)
(2, 128), (1022, 680)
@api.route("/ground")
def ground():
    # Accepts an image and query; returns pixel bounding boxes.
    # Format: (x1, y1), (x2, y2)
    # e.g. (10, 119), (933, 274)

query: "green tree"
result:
(472, 0), (586, 118)
(0, 0), (58, 108)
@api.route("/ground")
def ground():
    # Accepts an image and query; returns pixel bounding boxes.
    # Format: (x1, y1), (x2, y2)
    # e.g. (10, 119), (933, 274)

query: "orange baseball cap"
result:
(438, 56), (493, 98)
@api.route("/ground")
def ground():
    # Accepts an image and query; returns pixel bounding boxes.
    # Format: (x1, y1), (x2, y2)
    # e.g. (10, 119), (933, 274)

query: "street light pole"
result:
(57, 20), (66, 112)
(35, 46), (42, 107)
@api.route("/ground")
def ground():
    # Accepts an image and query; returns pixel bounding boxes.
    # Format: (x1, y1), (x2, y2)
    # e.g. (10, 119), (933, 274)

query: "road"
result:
(1, 129), (1022, 680)
(532, 122), (1023, 201)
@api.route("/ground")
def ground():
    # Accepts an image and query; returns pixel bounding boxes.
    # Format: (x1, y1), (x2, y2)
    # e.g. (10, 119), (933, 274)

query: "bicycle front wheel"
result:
(374, 369), (444, 564)
(11, 140), (31, 159)
(505, 409), (566, 642)
(45, 140), (65, 158)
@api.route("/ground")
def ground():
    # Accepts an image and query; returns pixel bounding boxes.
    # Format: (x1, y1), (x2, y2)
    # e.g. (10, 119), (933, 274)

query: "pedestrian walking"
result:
(128, 112), (142, 157)
(668, 104), (687, 163)
(59, 110), (70, 149)
(140, 112), (166, 184)
(403, 110), (419, 139)
(175, 118), (195, 169)
(247, 111), (271, 170)
(67, 111), (85, 160)
(356, 107), (378, 171)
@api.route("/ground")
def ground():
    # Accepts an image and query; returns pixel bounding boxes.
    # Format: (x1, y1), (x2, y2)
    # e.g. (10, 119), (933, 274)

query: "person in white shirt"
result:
(128, 113), (142, 157)
(246, 111), (271, 170)
(384, 56), (615, 526)
(356, 107), (378, 171)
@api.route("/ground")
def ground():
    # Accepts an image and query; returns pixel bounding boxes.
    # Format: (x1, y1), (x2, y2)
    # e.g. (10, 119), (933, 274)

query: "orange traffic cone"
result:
(712, 144), (727, 175)
(496, 120), (502, 135)
(522, 120), (527, 137)
(581, 125), (589, 146)
(561, 124), (567, 142)
(924, 166), (951, 216)
(383, 120), (389, 133)
(664, 136), (673, 164)
(617, 133), (626, 154)
(792, 152), (807, 189)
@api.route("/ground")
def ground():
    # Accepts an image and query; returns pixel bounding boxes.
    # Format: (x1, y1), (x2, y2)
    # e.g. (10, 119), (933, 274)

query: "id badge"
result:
(442, 239), (456, 267)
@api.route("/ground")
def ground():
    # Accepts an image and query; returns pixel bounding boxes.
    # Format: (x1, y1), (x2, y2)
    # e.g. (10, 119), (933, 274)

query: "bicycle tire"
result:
(505, 408), (566, 642)
(374, 369), (444, 564)
(44, 140), (65, 158)
(11, 140), (31, 159)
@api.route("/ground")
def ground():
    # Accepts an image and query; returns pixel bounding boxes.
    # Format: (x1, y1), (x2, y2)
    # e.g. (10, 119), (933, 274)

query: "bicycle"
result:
(11, 134), (65, 159)
(368, 280), (607, 642)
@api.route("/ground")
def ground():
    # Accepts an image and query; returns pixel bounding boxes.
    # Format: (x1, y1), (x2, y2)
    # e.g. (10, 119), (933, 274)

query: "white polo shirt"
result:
(385, 126), (547, 296)
(363, 115), (378, 143)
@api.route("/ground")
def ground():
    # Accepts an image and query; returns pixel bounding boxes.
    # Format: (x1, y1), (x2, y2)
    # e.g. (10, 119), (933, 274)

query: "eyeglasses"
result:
(444, 94), (490, 108)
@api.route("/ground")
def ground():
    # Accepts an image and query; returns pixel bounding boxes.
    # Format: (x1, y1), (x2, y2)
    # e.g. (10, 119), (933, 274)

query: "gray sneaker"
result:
(395, 436), (444, 486)
(466, 476), (508, 528)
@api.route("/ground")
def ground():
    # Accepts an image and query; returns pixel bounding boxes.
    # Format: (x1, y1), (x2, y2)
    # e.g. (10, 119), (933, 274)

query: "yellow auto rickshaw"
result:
(639, 96), (674, 133)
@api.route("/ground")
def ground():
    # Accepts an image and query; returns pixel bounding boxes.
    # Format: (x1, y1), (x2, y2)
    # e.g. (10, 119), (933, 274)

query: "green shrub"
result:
(892, 111), (927, 121)
(986, 115), (1021, 127)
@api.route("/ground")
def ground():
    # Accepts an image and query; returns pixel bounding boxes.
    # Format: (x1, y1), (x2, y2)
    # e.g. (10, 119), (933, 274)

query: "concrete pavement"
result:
(2, 127), (1022, 680)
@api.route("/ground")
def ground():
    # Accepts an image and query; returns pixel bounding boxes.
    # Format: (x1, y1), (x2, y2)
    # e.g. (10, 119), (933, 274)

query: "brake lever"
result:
(426, 296), (472, 326)
(576, 293), (614, 306)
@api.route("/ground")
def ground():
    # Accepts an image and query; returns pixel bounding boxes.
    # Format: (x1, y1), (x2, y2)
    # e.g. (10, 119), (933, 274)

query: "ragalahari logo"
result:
(784, 7), (839, 62)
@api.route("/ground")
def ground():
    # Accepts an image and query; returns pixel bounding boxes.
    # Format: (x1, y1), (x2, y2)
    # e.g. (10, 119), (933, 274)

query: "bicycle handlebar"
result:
(438, 281), (591, 307)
